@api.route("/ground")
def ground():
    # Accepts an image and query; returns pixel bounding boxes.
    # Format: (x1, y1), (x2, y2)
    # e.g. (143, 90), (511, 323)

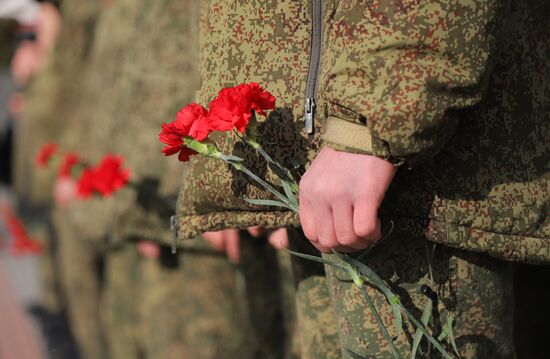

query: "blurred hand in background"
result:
(11, 3), (61, 85)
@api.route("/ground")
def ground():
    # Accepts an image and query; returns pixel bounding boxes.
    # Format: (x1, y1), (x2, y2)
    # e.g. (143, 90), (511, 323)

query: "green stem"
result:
(359, 285), (403, 359)
(239, 132), (299, 192)
(402, 309), (455, 359)
(229, 162), (299, 213)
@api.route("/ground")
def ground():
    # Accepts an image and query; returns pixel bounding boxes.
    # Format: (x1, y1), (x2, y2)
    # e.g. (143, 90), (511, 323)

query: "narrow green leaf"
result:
(328, 251), (455, 359)
(333, 252), (393, 296)
(391, 301), (403, 339)
(245, 134), (296, 183)
(268, 162), (294, 183)
(232, 164), (299, 212)
(402, 309), (455, 359)
(281, 180), (298, 205)
(410, 299), (433, 359)
(243, 198), (292, 210)
(437, 320), (449, 341)
(359, 286), (403, 359)
(221, 154), (244, 162)
(285, 249), (347, 271)
(441, 316), (461, 359)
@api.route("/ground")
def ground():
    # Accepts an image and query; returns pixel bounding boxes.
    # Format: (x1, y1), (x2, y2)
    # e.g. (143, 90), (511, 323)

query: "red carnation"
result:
(159, 103), (209, 162)
(208, 82), (275, 133)
(11, 234), (43, 255)
(1, 206), (42, 255)
(236, 82), (276, 117)
(35, 143), (58, 167)
(76, 168), (96, 198)
(75, 155), (130, 198)
(91, 155), (131, 196)
(58, 152), (80, 177)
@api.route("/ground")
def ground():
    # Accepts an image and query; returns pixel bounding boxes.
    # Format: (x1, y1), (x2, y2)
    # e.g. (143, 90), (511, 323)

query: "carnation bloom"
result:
(76, 168), (96, 198)
(159, 103), (209, 162)
(35, 143), (58, 167)
(75, 155), (130, 198)
(1, 206), (42, 255)
(208, 82), (275, 133)
(91, 155), (131, 196)
(236, 82), (276, 117)
(58, 152), (80, 177)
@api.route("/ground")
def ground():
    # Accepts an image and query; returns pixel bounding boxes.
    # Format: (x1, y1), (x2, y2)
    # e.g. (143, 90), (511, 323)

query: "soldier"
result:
(48, 0), (296, 358)
(175, 1), (549, 358)
(13, 2), (109, 358)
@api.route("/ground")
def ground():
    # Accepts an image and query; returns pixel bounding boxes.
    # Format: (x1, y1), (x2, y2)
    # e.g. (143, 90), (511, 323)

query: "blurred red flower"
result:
(93, 155), (131, 196)
(76, 168), (96, 198)
(1, 206), (42, 255)
(75, 155), (130, 198)
(58, 152), (80, 177)
(35, 143), (58, 167)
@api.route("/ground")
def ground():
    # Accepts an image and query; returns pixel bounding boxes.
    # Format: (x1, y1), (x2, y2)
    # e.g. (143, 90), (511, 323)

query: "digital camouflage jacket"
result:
(176, 0), (549, 263)
(44, 0), (201, 247)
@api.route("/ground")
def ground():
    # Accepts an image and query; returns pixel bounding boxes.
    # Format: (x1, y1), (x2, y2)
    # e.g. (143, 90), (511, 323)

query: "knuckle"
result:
(317, 236), (336, 249)
(309, 181), (326, 197)
(327, 187), (347, 201)
(354, 221), (377, 239)
(337, 234), (358, 246)
(302, 227), (317, 242)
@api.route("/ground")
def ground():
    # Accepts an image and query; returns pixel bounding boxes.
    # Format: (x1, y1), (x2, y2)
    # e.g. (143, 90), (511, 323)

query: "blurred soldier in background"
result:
(13, 0), (296, 358)
(12, 1), (104, 358)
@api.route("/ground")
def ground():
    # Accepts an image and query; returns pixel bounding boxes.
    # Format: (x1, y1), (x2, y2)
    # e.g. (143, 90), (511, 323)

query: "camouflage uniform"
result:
(176, 1), (549, 358)
(10, 2), (106, 358)
(52, 0), (297, 358)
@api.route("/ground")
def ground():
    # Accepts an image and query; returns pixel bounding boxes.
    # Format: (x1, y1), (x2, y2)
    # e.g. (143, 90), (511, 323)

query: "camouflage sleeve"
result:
(322, 1), (510, 166)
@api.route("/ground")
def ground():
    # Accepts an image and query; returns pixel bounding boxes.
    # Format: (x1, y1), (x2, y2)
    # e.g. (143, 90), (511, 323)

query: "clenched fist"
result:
(299, 147), (396, 253)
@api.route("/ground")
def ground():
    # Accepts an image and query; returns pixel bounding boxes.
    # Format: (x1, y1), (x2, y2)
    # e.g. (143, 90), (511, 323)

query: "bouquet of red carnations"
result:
(36, 143), (131, 200)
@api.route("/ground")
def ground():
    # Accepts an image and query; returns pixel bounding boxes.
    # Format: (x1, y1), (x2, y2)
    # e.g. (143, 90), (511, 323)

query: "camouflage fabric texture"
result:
(178, 0), (549, 264)
(52, 206), (108, 359)
(73, 0), (200, 245)
(101, 235), (299, 359)
(289, 227), (516, 359)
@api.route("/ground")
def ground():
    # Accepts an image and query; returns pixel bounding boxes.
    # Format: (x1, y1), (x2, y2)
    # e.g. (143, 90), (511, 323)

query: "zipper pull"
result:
(170, 214), (179, 254)
(304, 97), (315, 135)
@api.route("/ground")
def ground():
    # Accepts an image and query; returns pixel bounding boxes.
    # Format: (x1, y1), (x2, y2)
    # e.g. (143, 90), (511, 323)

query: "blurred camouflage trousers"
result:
(103, 233), (301, 359)
(290, 222), (516, 359)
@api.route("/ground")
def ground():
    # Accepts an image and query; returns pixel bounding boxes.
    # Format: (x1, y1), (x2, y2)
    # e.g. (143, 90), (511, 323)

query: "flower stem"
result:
(359, 285), (403, 359)
(402, 309), (455, 359)
(236, 130), (299, 193)
(229, 162), (299, 213)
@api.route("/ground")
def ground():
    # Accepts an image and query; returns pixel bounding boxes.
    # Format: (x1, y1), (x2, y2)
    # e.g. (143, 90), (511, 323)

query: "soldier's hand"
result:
(53, 177), (77, 207)
(299, 147), (396, 253)
(267, 228), (289, 249)
(35, 3), (61, 53)
(202, 227), (290, 263)
(203, 229), (240, 264)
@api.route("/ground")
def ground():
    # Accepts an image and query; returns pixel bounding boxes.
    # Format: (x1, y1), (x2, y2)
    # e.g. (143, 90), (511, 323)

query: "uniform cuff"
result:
(322, 116), (405, 166)
(322, 116), (373, 154)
